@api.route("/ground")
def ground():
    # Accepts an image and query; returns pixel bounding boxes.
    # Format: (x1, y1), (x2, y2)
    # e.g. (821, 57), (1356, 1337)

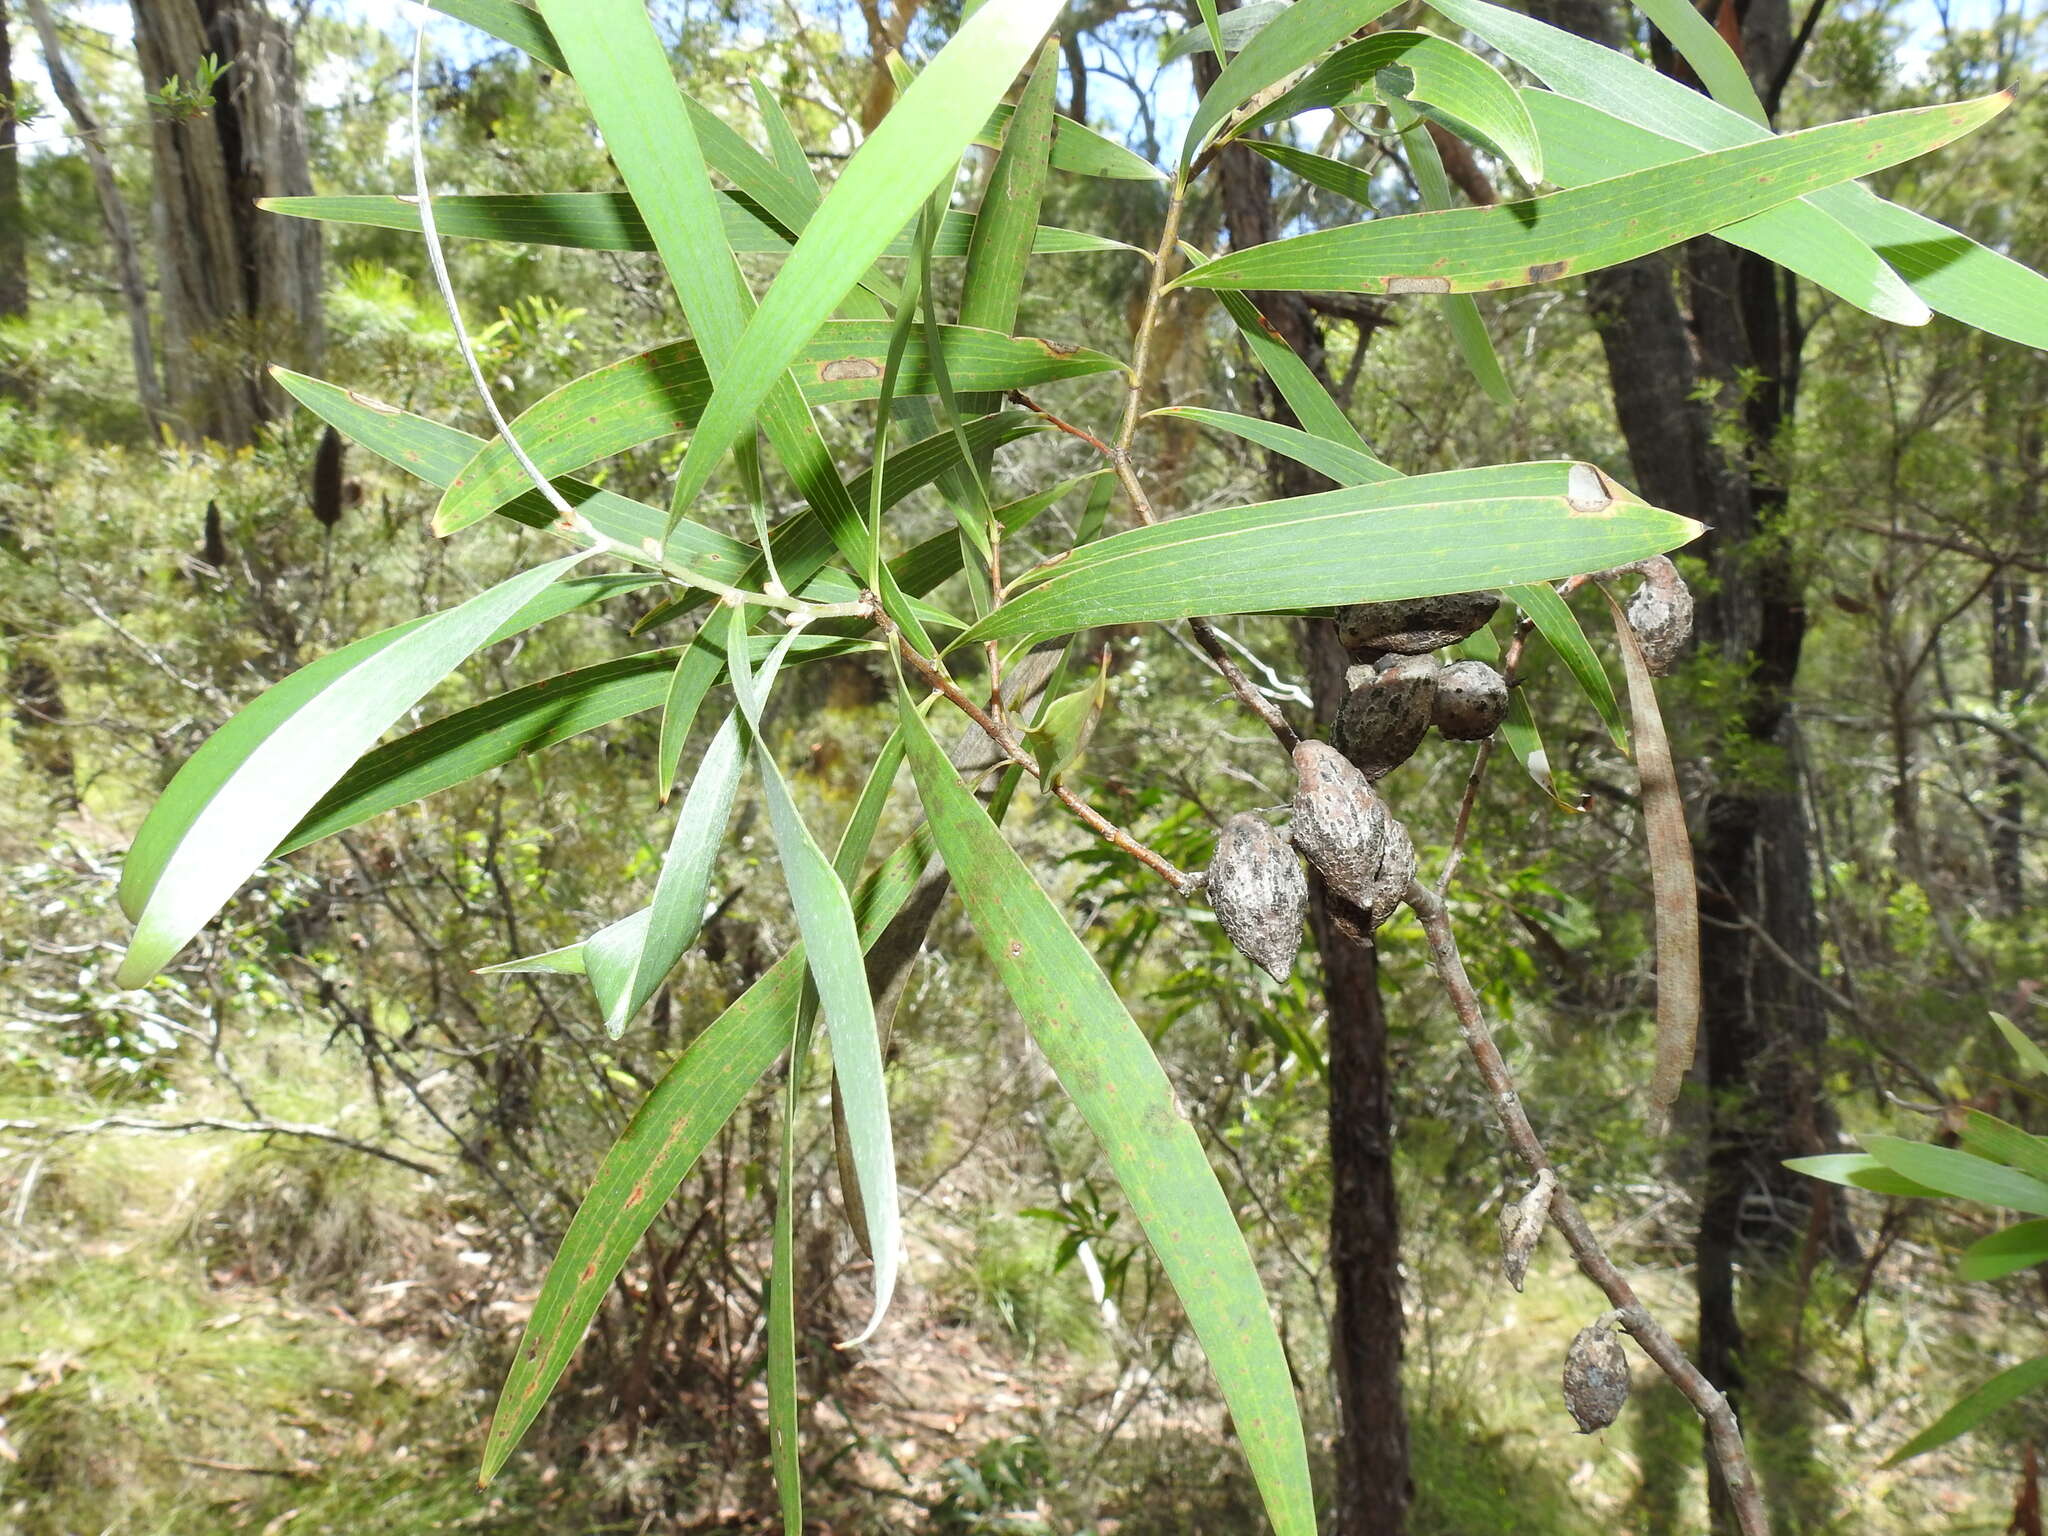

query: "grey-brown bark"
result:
(129, 0), (321, 445)
(1193, 31), (1412, 1532)
(0, 0), (28, 326)
(26, 0), (166, 432)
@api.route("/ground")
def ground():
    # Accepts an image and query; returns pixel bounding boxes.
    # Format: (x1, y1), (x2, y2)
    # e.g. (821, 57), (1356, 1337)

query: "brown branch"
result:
(1, 1114), (439, 1177)
(1404, 882), (1769, 1536)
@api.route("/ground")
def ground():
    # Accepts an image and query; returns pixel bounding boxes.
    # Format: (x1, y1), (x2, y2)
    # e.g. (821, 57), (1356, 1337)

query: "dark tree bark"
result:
(0, 0), (29, 326)
(129, 0), (321, 445)
(1193, 31), (1412, 1534)
(27, 0), (166, 431)
(1522, 0), (1847, 1527)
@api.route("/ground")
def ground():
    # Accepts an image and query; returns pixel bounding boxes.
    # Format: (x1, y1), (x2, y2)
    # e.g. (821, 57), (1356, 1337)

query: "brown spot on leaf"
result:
(1526, 260), (1568, 282)
(345, 389), (403, 415)
(581, 1261), (598, 1282)
(1009, 940), (1025, 958)
(626, 1181), (647, 1207)
(1386, 275), (1452, 294)
(1039, 338), (1080, 357)
(819, 357), (884, 382)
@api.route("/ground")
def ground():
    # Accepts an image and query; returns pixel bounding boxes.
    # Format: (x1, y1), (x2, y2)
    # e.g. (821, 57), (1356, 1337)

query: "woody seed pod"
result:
(1625, 556), (1694, 675)
(1433, 659), (1509, 741)
(1362, 814), (1416, 929)
(1337, 591), (1500, 659)
(1337, 655), (1439, 779)
(1562, 1321), (1631, 1433)
(1207, 813), (1309, 982)
(1289, 741), (1388, 912)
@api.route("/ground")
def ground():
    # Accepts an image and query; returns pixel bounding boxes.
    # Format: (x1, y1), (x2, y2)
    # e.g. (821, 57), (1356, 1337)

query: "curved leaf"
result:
(1884, 1355), (2048, 1466)
(437, 324), (1117, 534)
(896, 679), (1315, 1536)
(963, 462), (1702, 644)
(1509, 581), (1625, 753)
(1960, 1220), (2048, 1282)
(1627, 0), (1767, 127)
(1249, 141), (1381, 208)
(1183, 0), (1404, 166)
(118, 552), (590, 987)
(1207, 284), (1383, 460)
(1784, 1151), (1944, 1200)
(1153, 406), (1399, 486)
(1173, 96), (2009, 298)
(1862, 1135), (2048, 1216)
(668, 0), (1066, 518)
(1428, 0), (2048, 346)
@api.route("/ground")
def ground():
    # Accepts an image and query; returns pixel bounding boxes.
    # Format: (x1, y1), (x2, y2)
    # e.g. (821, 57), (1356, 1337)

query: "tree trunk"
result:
(129, 0), (321, 445)
(26, 0), (166, 432)
(1192, 32), (1412, 1533)
(0, 0), (29, 326)
(1520, 0), (1842, 1527)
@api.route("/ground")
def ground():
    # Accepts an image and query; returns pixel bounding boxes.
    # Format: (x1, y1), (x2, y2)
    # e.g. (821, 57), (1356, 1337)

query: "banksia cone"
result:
(1337, 655), (1438, 779)
(1337, 591), (1500, 659)
(1625, 556), (1693, 675)
(1433, 659), (1509, 741)
(1562, 1321), (1630, 1433)
(312, 426), (346, 529)
(1207, 813), (1308, 981)
(1290, 741), (1388, 912)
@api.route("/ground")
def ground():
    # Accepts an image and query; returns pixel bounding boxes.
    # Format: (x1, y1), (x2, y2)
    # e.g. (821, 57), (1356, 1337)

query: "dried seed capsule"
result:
(1337, 591), (1501, 659)
(1625, 556), (1694, 676)
(1433, 659), (1509, 741)
(1207, 813), (1308, 982)
(1337, 655), (1439, 779)
(1289, 741), (1388, 912)
(1362, 815), (1415, 929)
(1496, 1169), (1557, 1293)
(1562, 1321), (1631, 1433)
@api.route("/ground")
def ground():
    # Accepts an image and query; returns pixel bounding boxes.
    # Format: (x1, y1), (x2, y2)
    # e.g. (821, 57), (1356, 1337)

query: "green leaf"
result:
(1461, 620), (1578, 808)
(1959, 1220), (2048, 1282)
(750, 76), (823, 197)
(1428, 0), (2048, 346)
(978, 103), (1165, 181)
(427, 0), (563, 68)
(959, 40), (1059, 419)
(1960, 1111), (2048, 1187)
(965, 462), (1701, 644)
(1519, 90), (1929, 325)
(1024, 651), (1110, 783)
(1163, 0), (1290, 61)
(588, 664), (788, 1037)
(1242, 30), (1542, 184)
(262, 192), (1138, 260)
(1183, 0), (1404, 167)
(1626, 0), (1767, 127)
(1248, 141), (1381, 208)
(479, 807), (950, 1483)
(1783, 1152), (1943, 1200)
(1152, 407), (1399, 486)
(727, 608), (897, 1342)
(1507, 582), (1627, 754)
(668, 0), (1066, 520)
(1206, 282), (1382, 460)
(1993, 1012), (2048, 1078)
(118, 551), (590, 987)
(1862, 1135), (2048, 1216)
(1388, 97), (1514, 408)
(1884, 1355), (2048, 1466)
(1172, 95), (2010, 298)
(435, 325), (1117, 535)
(895, 677), (1315, 1536)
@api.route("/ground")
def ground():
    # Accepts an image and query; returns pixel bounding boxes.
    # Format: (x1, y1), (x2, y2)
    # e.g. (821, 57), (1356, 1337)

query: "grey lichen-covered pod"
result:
(1562, 1321), (1631, 1433)
(1337, 591), (1501, 659)
(1625, 556), (1695, 676)
(1289, 741), (1388, 912)
(1432, 659), (1509, 741)
(1207, 813), (1308, 982)
(1337, 655), (1439, 779)
(1362, 815), (1416, 929)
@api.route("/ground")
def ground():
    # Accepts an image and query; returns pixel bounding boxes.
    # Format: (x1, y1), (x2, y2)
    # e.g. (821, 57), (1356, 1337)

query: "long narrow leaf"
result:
(668, 0), (1066, 518)
(1390, 97), (1514, 408)
(896, 677), (1315, 1536)
(1174, 96), (2009, 297)
(1183, 0), (1404, 166)
(965, 462), (1701, 644)
(1627, 0), (1767, 126)
(1206, 283), (1382, 459)
(727, 608), (898, 1342)
(1512, 581), (1625, 752)
(1884, 1355), (2048, 1466)
(1154, 407), (1399, 485)
(118, 552), (589, 986)
(435, 325), (1116, 535)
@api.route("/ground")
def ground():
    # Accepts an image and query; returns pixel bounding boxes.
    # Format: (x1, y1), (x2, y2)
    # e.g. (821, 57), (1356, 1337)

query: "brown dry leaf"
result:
(1604, 584), (1701, 1134)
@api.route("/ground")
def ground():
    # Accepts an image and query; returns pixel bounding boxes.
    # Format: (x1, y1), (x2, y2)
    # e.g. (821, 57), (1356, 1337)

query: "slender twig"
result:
(1404, 882), (1769, 1536)
(1, 1114), (440, 1177)
(874, 608), (1199, 894)
(1437, 618), (1535, 893)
